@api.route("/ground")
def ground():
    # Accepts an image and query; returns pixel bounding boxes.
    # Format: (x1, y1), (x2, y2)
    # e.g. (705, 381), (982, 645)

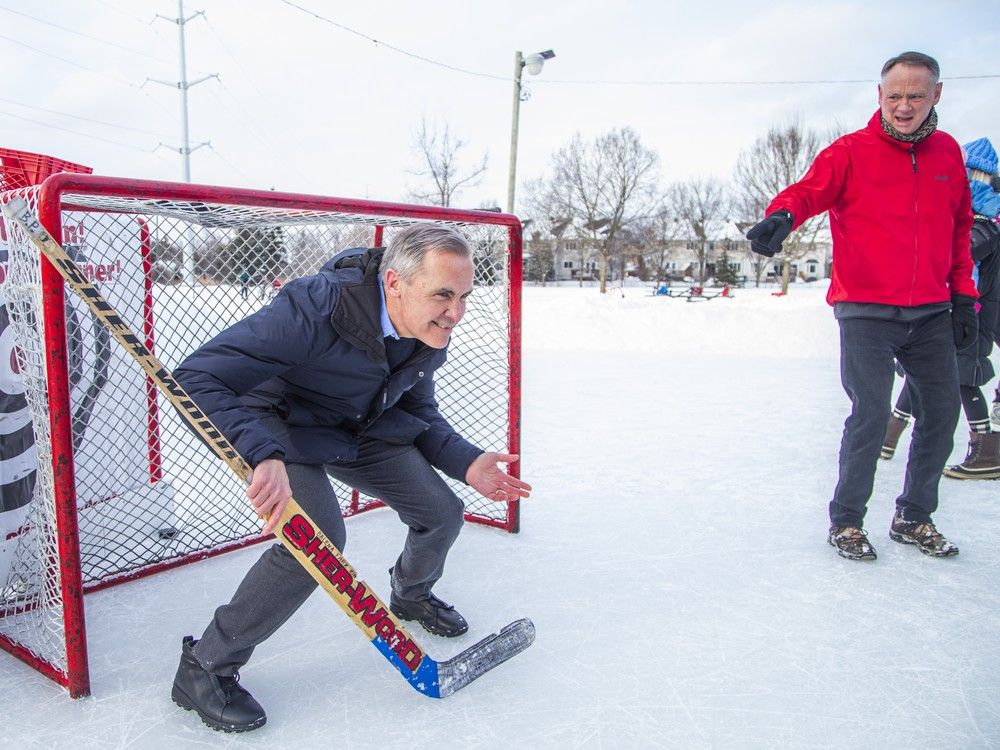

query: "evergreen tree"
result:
(715, 248), (741, 287)
(228, 226), (285, 283)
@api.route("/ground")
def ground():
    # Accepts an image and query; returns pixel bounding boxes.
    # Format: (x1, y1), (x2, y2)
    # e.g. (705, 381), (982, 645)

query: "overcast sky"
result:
(2, 1), (998, 211)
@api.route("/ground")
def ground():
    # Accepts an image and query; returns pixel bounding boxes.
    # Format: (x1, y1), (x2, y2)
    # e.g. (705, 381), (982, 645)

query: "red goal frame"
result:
(0, 172), (522, 698)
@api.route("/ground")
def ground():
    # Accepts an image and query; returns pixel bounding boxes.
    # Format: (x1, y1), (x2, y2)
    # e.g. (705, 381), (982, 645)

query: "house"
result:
(522, 220), (832, 286)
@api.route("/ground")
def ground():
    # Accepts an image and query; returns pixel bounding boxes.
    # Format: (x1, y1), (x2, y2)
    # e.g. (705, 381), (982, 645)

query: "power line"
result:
(89, 0), (187, 52)
(1, 6), (170, 66)
(276, 1), (1000, 87)
(534, 74), (1000, 86)
(0, 32), (178, 121)
(0, 110), (157, 151)
(91, 0), (154, 25)
(0, 96), (179, 140)
(205, 143), (255, 183)
(0, 32), (133, 83)
(0, 4), (214, 75)
(276, 0), (508, 82)
(202, 15), (313, 187)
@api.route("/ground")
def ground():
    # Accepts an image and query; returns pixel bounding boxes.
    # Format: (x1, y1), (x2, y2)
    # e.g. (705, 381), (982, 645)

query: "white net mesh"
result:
(1, 188), (69, 673)
(0, 186), (517, 684)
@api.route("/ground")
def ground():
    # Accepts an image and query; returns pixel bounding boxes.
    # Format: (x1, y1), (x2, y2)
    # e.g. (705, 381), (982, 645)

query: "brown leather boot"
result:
(880, 414), (910, 460)
(943, 432), (1000, 480)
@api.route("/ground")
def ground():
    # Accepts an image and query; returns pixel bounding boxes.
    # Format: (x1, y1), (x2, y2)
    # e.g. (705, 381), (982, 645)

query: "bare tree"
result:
(670, 178), (731, 284)
(633, 203), (685, 283)
(521, 176), (575, 284)
(734, 120), (836, 293)
(539, 127), (660, 293)
(406, 118), (488, 207)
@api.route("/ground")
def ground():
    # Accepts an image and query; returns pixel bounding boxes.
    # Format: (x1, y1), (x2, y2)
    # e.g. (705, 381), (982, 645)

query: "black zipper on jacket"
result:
(909, 145), (917, 172)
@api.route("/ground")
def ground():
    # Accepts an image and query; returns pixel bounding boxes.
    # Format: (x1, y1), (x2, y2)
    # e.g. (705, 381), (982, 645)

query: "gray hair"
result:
(380, 223), (471, 282)
(881, 51), (940, 83)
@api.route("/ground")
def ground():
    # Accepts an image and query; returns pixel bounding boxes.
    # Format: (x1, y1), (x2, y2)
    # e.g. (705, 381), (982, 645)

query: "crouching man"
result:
(170, 224), (531, 731)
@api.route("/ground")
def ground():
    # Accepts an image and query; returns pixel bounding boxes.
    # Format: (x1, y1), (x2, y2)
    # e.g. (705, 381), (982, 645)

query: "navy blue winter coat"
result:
(174, 247), (482, 481)
(958, 216), (1000, 387)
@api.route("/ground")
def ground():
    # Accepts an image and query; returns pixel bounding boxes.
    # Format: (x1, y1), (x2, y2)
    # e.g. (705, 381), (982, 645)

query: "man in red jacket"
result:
(746, 51), (974, 561)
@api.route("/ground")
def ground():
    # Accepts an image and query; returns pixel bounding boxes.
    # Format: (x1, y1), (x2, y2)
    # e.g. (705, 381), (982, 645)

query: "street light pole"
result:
(506, 49), (555, 215)
(506, 51), (525, 215)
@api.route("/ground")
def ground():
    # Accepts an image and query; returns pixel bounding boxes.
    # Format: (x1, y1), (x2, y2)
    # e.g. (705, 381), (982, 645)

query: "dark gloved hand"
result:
(971, 216), (1000, 263)
(745, 210), (793, 257)
(951, 293), (979, 352)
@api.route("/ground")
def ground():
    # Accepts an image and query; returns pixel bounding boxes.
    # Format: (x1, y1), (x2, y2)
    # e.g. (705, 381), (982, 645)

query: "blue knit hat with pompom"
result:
(964, 137), (998, 174)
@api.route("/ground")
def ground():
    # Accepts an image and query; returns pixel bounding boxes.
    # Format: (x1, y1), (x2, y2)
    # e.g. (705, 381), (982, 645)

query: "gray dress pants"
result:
(192, 438), (466, 676)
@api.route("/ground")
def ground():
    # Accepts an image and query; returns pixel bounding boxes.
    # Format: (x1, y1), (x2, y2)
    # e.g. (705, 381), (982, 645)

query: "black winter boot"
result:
(880, 412), (910, 460)
(171, 636), (266, 733)
(390, 592), (469, 637)
(943, 431), (1000, 480)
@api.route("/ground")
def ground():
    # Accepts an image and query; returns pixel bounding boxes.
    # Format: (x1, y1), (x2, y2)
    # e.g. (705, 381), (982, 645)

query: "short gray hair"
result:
(380, 224), (471, 282)
(881, 51), (940, 83)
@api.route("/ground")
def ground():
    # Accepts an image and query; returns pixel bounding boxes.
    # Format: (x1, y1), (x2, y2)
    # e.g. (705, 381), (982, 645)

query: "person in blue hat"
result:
(961, 139), (1000, 431)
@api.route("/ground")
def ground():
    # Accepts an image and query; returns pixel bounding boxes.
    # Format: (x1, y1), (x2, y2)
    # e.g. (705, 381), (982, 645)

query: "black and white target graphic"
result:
(0, 284), (36, 536)
(63, 243), (112, 452)
(1, 235), (112, 582)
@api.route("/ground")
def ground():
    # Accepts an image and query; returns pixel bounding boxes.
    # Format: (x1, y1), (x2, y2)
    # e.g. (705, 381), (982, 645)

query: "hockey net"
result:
(0, 176), (522, 696)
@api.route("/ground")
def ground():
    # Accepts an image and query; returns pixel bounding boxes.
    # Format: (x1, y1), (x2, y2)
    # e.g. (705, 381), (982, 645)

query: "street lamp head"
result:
(522, 49), (556, 76)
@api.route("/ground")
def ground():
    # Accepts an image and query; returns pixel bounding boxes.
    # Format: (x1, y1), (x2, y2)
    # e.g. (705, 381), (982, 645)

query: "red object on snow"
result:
(0, 147), (92, 191)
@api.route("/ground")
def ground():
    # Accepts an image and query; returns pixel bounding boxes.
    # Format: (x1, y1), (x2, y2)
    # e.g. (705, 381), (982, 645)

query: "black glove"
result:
(951, 293), (979, 352)
(746, 210), (793, 257)
(971, 216), (1000, 263)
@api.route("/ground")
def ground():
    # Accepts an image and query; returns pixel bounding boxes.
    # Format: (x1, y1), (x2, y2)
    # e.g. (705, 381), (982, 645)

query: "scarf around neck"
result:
(881, 107), (938, 143)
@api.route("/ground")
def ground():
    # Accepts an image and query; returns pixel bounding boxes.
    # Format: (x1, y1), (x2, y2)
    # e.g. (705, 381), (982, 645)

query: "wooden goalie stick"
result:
(1, 197), (534, 698)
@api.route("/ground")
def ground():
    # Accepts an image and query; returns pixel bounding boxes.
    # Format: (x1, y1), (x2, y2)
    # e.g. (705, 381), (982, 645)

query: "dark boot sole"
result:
(389, 604), (469, 638)
(171, 686), (266, 733)
(827, 538), (876, 560)
(942, 466), (1000, 480)
(889, 531), (959, 557)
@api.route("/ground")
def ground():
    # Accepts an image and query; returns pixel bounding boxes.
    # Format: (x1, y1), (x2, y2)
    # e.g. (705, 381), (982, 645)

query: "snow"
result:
(3, 282), (1000, 749)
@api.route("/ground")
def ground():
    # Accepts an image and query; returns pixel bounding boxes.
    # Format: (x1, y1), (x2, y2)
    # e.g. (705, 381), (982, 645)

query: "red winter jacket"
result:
(767, 111), (975, 306)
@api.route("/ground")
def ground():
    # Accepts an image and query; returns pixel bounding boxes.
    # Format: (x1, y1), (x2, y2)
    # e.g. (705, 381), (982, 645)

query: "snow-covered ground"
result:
(3, 282), (1000, 749)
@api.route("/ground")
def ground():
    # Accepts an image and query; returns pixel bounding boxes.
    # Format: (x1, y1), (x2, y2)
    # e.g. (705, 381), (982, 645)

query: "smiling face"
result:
(878, 63), (941, 135)
(384, 248), (475, 349)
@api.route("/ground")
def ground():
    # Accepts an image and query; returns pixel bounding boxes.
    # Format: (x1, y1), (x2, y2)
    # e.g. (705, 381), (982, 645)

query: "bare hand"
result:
(247, 458), (292, 535)
(465, 452), (532, 503)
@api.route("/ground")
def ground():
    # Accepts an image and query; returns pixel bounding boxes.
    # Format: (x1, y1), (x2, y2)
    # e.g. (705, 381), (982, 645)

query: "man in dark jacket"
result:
(746, 51), (974, 562)
(170, 224), (531, 732)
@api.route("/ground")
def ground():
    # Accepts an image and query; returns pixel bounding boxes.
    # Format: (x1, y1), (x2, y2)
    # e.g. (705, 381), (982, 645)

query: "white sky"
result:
(1, 0), (998, 210)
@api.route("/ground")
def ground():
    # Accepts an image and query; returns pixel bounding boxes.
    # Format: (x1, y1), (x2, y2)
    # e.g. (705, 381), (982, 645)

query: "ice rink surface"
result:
(2, 283), (998, 749)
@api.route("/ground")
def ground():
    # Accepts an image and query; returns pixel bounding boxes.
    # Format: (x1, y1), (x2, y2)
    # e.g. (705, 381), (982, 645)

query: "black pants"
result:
(830, 313), (959, 527)
(895, 382), (990, 426)
(191, 439), (465, 676)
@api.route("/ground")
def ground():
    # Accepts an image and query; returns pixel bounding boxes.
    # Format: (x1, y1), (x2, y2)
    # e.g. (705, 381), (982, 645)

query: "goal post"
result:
(0, 173), (522, 697)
